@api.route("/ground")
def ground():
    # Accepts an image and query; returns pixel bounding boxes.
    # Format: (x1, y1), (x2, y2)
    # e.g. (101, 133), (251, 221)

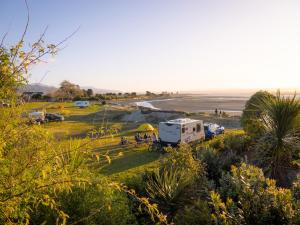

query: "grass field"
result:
(23, 101), (162, 182)
(23, 101), (241, 184)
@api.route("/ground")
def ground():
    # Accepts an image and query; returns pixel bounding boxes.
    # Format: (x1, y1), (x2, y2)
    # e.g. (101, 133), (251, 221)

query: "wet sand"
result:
(147, 95), (248, 114)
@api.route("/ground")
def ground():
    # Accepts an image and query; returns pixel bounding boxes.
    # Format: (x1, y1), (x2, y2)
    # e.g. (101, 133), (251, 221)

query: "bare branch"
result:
(11, 0), (30, 63)
(0, 31), (8, 48)
(12, 26), (80, 77)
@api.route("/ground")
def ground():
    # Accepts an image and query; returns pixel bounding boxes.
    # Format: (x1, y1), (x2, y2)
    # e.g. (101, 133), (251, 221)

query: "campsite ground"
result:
(23, 101), (242, 183)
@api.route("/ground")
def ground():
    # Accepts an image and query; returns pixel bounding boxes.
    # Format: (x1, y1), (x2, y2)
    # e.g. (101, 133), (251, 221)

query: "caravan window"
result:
(182, 127), (185, 133)
(196, 124), (201, 132)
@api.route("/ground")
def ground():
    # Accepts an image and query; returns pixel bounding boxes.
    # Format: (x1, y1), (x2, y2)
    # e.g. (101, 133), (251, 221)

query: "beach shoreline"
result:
(131, 94), (248, 115)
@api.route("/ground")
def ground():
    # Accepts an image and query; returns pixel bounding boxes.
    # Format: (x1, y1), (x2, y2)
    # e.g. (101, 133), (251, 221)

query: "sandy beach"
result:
(134, 95), (248, 114)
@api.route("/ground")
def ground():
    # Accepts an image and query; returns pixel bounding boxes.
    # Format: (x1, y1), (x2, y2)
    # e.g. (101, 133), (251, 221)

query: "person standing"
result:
(215, 108), (218, 115)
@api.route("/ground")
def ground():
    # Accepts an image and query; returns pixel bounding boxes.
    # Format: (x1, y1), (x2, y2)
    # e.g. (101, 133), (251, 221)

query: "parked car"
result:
(204, 123), (225, 139)
(45, 113), (64, 122)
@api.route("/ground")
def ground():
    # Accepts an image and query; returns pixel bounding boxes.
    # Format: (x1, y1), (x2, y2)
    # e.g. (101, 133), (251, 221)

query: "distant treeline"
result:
(22, 80), (173, 102)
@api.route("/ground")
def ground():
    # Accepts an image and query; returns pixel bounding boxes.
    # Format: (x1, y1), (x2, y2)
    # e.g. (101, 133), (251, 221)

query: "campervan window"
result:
(196, 124), (201, 132)
(182, 127), (185, 133)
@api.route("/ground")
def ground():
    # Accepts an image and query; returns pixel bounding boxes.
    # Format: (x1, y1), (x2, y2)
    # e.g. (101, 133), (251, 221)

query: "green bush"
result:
(197, 147), (242, 185)
(214, 163), (296, 225)
(210, 135), (225, 150)
(162, 143), (201, 178)
(145, 167), (192, 206)
(174, 200), (212, 225)
(241, 91), (275, 138)
(209, 131), (251, 154)
(30, 183), (137, 225)
(197, 148), (222, 182)
(144, 144), (208, 215)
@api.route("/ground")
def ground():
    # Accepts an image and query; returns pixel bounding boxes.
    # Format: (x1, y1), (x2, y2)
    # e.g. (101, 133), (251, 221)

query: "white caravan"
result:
(74, 101), (90, 108)
(159, 118), (205, 145)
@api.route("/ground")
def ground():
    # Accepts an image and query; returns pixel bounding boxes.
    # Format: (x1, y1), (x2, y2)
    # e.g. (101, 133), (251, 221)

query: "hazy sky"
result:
(1, 0), (300, 92)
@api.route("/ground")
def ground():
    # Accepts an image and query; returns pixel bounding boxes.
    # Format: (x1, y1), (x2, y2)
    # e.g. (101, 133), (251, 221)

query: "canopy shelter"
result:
(136, 123), (155, 132)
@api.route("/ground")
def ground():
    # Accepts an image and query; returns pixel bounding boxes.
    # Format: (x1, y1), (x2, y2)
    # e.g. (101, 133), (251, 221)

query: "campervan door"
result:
(159, 122), (181, 144)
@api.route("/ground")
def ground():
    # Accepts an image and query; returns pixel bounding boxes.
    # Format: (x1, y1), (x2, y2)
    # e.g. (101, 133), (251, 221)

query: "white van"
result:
(28, 111), (45, 124)
(74, 101), (90, 108)
(159, 118), (205, 145)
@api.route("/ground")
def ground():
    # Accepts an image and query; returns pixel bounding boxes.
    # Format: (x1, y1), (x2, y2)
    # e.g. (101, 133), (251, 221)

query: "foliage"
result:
(30, 181), (138, 225)
(86, 88), (93, 97)
(197, 148), (222, 182)
(145, 167), (192, 207)
(162, 143), (201, 178)
(0, 31), (57, 103)
(0, 18), (169, 224)
(213, 163), (296, 225)
(197, 147), (242, 186)
(54, 80), (83, 101)
(209, 130), (251, 154)
(144, 144), (207, 216)
(0, 108), (93, 224)
(174, 200), (212, 225)
(241, 91), (274, 138)
(210, 191), (241, 225)
(254, 92), (300, 185)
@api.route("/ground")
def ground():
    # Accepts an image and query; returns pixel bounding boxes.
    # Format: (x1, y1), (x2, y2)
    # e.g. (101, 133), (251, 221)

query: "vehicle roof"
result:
(161, 118), (201, 125)
(29, 111), (44, 115)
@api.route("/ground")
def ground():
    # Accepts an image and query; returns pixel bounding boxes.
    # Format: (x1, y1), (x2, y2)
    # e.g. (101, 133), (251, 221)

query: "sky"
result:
(1, 0), (300, 92)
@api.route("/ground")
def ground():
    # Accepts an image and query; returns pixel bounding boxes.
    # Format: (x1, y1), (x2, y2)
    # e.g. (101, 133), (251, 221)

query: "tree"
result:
(255, 92), (300, 185)
(87, 88), (93, 97)
(54, 80), (83, 101)
(31, 93), (42, 100)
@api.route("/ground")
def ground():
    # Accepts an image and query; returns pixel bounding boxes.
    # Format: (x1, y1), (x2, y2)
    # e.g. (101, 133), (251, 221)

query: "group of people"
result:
(120, 132), (158, 145)
(134, 132), (158, 144)
(215, 108), (223, 116)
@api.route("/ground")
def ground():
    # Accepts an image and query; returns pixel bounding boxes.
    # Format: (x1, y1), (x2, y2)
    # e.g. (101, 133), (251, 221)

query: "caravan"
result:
(159, 118), (205, 145)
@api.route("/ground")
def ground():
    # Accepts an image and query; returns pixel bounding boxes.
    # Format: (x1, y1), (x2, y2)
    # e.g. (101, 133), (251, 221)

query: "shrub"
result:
(30, 182), (138, 225)
(208, 131), (251, 155)
(197, 148), (222, 182)
(223, 132), (251, 154)
(215, 163), (296, 225)
(174, 200), (212, 225)
(161, 144), (201, 178)
(210, 135), (225, 150)
(144, 144), (208, 215)
(197, 147), (242, 186)
(241, 91), (274, 138)
(210, 191), (242, 225)
(145, 167), (192, 206)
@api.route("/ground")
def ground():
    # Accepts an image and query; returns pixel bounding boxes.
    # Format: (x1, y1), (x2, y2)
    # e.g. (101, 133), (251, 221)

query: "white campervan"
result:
(159, 118), (205, 145)
(74, 101), (90, 108)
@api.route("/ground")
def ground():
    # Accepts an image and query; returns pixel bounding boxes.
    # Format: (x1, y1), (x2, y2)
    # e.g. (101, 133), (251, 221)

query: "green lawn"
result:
(24, 101), (162, 182)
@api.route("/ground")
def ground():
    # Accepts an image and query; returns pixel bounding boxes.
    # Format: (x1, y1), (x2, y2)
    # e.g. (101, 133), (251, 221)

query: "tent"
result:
(136, 123), (155, 132)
